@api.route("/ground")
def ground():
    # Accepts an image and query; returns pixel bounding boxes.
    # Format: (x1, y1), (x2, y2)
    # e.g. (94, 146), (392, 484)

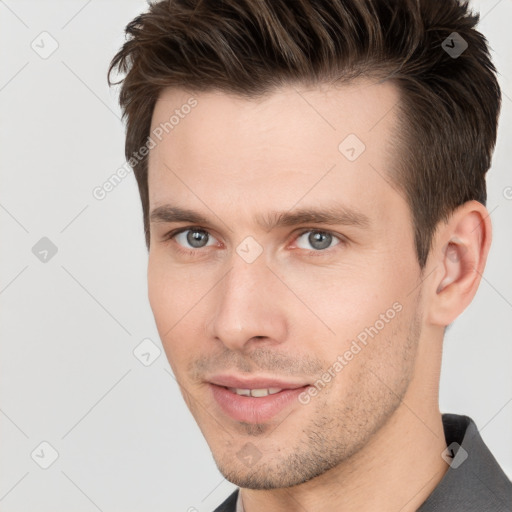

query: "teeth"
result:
(232, 388), (251, 396)
(227, 387), (283, 397)
(250, 388), (271, 397)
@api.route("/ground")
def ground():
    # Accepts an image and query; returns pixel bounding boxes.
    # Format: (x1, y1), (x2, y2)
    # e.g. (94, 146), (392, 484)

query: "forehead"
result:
(147, 80), (406, 231)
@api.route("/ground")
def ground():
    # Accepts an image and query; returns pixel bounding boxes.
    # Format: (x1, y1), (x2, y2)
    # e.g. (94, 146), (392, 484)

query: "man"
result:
(108, 0), (511, 510)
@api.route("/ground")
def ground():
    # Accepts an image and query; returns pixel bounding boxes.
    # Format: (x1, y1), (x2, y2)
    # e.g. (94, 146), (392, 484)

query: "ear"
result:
(426, 200), (492, 326)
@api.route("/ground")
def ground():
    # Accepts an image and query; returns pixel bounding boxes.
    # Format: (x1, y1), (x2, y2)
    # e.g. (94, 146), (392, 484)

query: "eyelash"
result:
(161, 226), (345, 258)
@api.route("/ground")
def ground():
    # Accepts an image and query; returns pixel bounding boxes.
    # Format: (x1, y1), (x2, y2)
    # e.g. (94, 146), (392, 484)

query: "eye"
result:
(173, 228), (218, 249)
(295, 230), (342, 251)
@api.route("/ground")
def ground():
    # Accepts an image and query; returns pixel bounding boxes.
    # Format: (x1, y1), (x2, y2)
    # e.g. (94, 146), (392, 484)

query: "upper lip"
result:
(208, 374), (310, 390)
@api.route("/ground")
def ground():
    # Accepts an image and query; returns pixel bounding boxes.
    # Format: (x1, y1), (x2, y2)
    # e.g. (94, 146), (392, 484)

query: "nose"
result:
(206, 254), (289, 352)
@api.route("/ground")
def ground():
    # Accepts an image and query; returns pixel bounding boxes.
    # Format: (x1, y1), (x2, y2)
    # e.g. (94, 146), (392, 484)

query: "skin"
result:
(146, 80), (491, 512)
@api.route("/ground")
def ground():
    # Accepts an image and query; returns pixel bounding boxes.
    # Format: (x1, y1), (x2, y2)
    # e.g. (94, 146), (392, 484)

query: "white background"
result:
(1, 1), (511, 510)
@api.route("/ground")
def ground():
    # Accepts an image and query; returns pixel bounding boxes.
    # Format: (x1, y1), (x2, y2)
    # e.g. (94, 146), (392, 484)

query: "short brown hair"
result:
(108, 0), (501, 267)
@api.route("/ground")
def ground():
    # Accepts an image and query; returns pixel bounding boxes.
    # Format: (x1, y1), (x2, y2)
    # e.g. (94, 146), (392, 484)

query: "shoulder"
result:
(212, 488), (239, 512)
(418, 413), (512, 511)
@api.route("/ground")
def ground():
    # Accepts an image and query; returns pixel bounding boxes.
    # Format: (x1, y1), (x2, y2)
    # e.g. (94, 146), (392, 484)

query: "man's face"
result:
(147, 81), (425, 489)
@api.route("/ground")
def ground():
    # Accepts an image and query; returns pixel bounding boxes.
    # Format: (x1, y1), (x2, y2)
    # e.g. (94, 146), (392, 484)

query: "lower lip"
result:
(209, 383), (309, 423)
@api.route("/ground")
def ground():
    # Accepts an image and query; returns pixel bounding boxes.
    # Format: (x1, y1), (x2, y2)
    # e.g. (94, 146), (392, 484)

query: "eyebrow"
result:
(150, 204), (371, 231)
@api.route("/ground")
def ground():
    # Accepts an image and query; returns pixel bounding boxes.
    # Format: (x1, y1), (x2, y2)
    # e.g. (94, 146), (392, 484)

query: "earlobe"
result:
(428, 201), (492, 326)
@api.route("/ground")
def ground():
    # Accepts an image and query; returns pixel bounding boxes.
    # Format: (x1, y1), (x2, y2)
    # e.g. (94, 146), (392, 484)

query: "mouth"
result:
(207, 377), (311, 423)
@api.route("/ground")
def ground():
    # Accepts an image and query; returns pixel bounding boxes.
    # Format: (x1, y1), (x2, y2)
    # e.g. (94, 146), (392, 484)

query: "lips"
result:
(208, 375), (311, 423)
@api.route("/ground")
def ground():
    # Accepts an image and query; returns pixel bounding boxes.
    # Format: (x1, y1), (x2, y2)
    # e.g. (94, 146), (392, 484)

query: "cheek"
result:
(147, 255), (172, 331)
(148, 251), (210, 324)
(276, 261), (403, 339)
(147, 255), (202, 366)
(283, 266), (416, 385)
(312, 299), (419, 419)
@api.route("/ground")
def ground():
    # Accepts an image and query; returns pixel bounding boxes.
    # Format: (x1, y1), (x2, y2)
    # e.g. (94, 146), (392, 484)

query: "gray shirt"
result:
(213, 413), (512, 511)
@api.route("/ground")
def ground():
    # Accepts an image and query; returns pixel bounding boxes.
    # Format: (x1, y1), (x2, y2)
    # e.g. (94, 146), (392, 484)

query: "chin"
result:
(214, 452), (337, 490)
